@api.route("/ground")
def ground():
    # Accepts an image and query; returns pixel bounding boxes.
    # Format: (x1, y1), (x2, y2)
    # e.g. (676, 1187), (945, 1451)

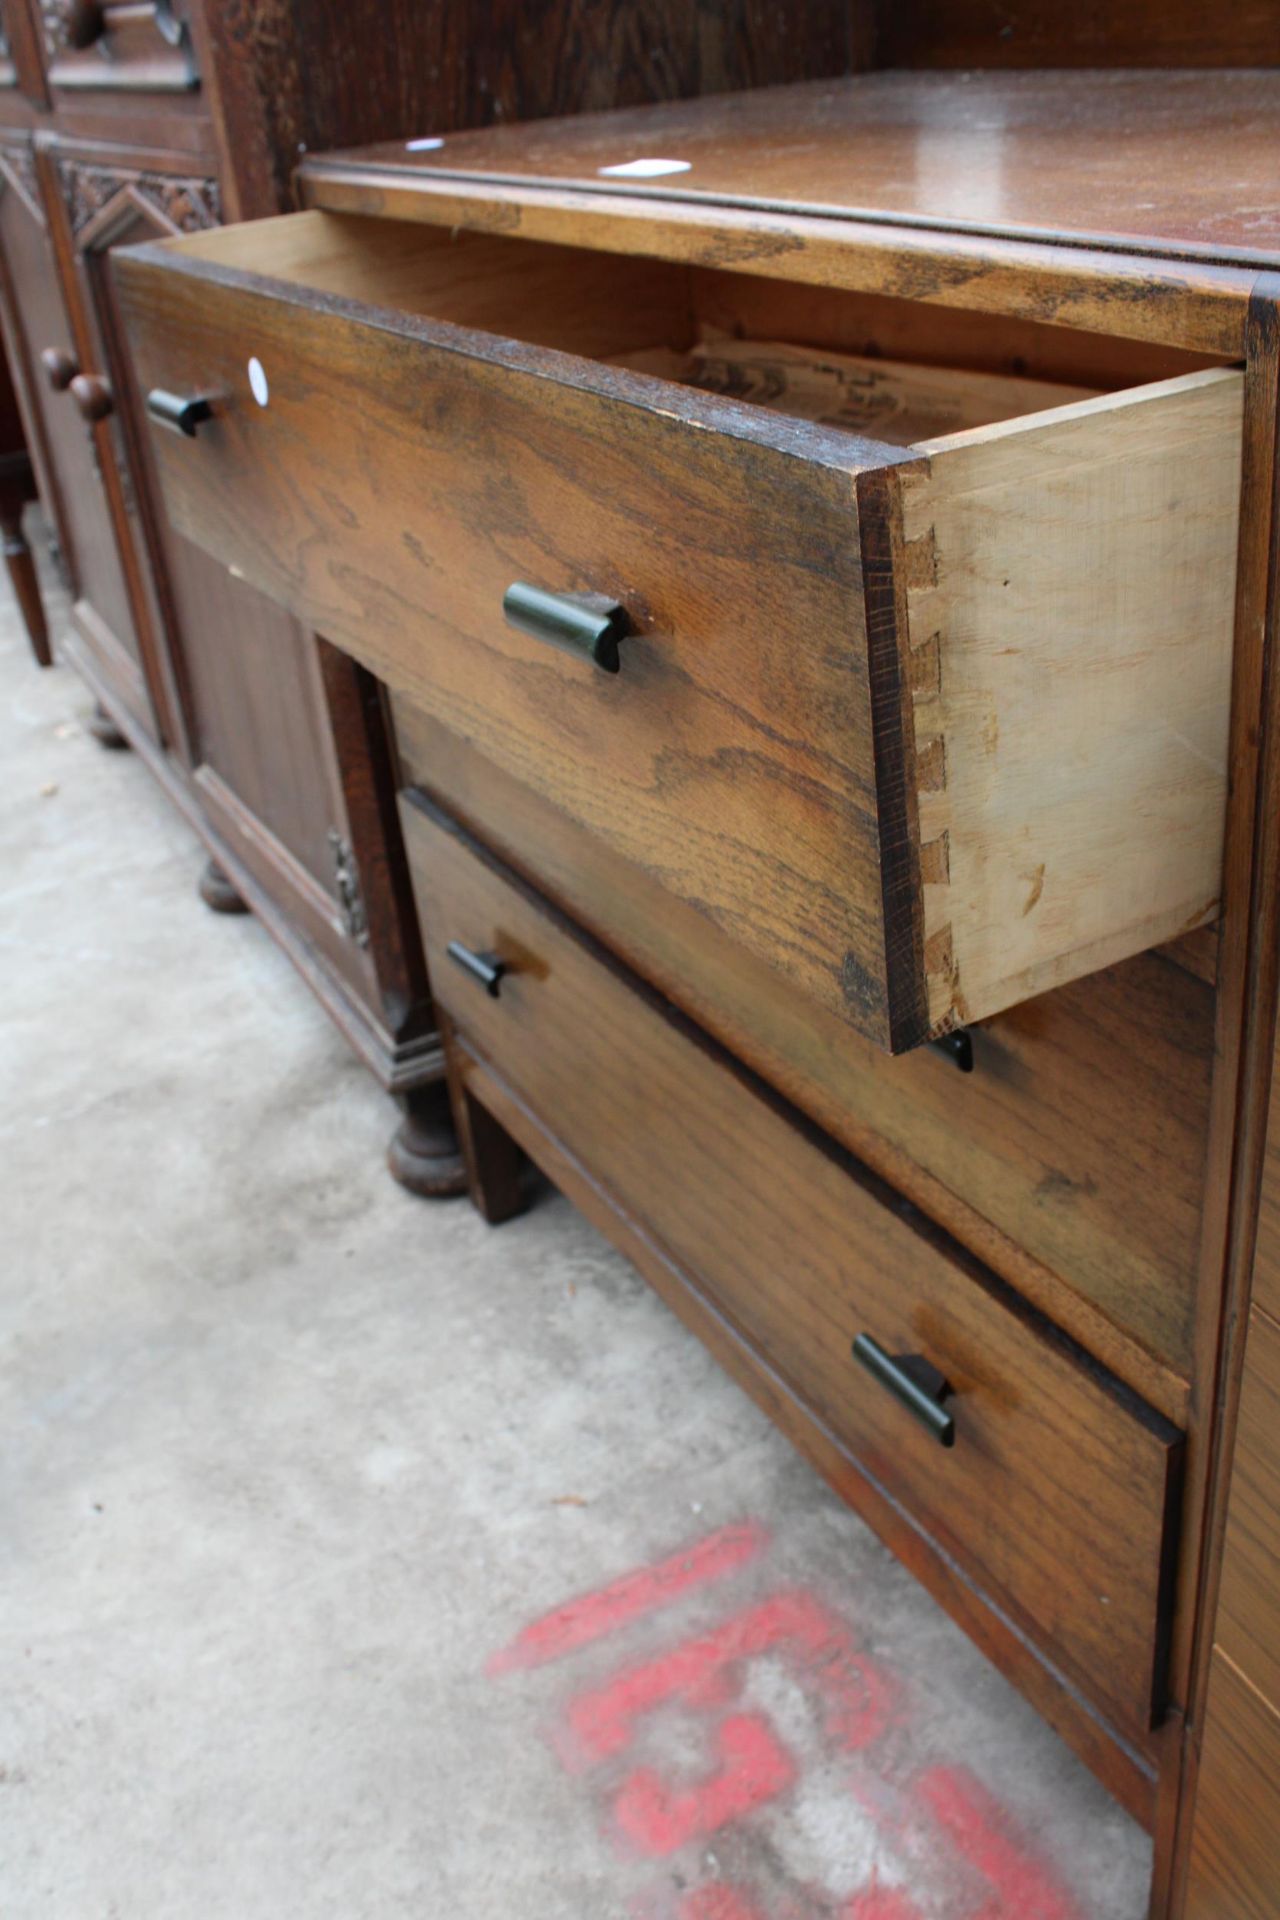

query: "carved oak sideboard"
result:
(115, 71), (1280, 1916)
(0, 0), (862, 1189)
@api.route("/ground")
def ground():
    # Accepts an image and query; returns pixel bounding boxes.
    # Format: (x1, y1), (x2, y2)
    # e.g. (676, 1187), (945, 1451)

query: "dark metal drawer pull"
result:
(930, 1027), (974, 1072)
(146, 389), (214, 438)
(446, 941), (507, 998)
(853, 1333), (955, 1447)
(502, 582), (629, 674)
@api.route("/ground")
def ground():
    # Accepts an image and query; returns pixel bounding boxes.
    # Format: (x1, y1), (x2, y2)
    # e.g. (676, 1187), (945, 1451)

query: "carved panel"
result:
(57, 161), (220, 242)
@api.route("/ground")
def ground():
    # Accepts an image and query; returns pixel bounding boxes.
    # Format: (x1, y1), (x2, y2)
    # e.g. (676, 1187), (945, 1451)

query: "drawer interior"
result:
(169, 206), (1220, 389)
(168, 208), (1217, 432)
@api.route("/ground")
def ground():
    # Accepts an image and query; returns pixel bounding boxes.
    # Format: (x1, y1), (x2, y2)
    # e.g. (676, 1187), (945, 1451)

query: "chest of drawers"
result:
(110, 69), (1280, 1913)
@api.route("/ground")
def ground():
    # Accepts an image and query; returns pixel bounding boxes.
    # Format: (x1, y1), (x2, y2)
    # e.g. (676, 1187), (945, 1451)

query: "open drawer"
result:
(112, 209), (1244, 1051)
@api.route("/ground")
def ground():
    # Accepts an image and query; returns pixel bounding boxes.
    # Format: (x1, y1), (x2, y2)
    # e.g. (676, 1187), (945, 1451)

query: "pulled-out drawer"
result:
(402, 794), (1183, 1745)
(115, 209), (1242, 1051)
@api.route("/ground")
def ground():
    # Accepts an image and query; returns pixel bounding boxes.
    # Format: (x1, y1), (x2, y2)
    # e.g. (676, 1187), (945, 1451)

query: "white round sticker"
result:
(247, 356), (269, 407)
(597, 157), (691, 179)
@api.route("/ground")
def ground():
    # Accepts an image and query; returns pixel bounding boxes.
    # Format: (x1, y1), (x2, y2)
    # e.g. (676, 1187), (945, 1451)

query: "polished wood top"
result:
(304, 70), (1280, 268)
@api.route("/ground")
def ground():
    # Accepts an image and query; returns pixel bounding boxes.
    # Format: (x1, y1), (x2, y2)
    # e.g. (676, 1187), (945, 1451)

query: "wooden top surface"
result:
(304, 70), (1280, 269)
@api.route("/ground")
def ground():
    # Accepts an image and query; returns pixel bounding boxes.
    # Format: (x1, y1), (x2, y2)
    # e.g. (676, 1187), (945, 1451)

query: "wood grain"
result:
(876, 0), (1280, 69)
(0, 144), (147, 724)
(459, 1040), (1162, 1827)
(688, 266), (1227, 393)
(164, 209), (697, 358)
(300, 167), (1252, 360)
(623, 331), (1094, 443)
(902, 368), (1243, 1030)
(0, 0), (48, 108)
(1184, 1652), (1280, 1918)
(393, 695), (1213, 1404)
(196, 0), (876, 222)
(1215, 1305), (1280, 1710)
(1251, 1027), (1280, 1327)
(43, 0), (198, 96)
(116, 217), (1245, 1050)
(114, 226), (930, 1050)
(404, 794), (1184, 1745)
(1168, 281), (1280, 1813)
(303, 71), (1280, 269)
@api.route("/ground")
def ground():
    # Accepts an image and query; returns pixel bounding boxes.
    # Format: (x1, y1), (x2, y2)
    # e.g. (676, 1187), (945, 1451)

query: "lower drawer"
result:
(393, 697), (1214, 1399)
(403, 795), (1182, 1746)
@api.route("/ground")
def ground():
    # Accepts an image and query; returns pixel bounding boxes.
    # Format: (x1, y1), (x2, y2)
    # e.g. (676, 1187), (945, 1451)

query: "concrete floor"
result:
(1, 571), (1153, 1918)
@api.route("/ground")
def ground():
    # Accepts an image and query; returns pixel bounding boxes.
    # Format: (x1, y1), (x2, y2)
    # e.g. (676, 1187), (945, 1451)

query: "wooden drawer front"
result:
(403, 797), (1182, 1742)
(394, 694), (1214, 1393)
(115, 211), (1241, 1054)
(41, 0), (198, 93)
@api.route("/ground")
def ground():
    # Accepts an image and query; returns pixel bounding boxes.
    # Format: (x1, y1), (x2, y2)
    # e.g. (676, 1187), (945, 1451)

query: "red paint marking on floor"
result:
(616, 1711), (798, 1858)
(917, 1766), (1084, 1920)
(679, 1886), (768, 1920)
(840, 1885), (924, 1920)
(487, 1521), (769, 1677)
(562, 1588), (896, 1772)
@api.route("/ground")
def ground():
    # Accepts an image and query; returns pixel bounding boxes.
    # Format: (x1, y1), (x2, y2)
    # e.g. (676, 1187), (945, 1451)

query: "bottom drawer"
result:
(403, 795), (1182, 1746)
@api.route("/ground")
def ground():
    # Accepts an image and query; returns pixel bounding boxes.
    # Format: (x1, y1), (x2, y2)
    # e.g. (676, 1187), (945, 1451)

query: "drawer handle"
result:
(41, 348), (80, 392)
(69, 373), (114, 423)
(503, 582), (629, 674)
(853, 1334), (955, 1448)
(930, 1028), (974, 1072)
(446, 940), (507, 997)
(146, 389), (214, 438)
(58, 0), (106, 51)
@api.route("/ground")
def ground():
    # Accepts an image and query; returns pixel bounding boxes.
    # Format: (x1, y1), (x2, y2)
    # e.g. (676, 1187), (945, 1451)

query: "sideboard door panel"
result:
(0, 145), (153, 728)
(55, 154), (382, 1011)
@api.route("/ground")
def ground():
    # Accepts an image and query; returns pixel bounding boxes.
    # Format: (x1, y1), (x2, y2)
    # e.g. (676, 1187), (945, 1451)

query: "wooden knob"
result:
(58, 0), (106, 51)
(40, 347), (79, 392)
(69, 372), (114, 422)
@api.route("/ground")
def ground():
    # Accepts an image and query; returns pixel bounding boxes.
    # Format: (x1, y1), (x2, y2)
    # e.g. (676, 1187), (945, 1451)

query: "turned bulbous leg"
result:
(86, 701), (128, 750)
(198, 857), (249, 915)
(387, 1079), (468, 1199)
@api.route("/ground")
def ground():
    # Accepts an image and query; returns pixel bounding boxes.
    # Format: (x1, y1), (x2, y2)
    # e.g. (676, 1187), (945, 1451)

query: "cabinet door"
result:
(52, 151), (392, 1019)
(0, 142), (154, 731)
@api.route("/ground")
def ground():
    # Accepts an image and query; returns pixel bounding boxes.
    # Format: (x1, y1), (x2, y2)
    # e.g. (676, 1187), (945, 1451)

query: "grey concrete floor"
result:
(1, 571), (1152, 1918)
